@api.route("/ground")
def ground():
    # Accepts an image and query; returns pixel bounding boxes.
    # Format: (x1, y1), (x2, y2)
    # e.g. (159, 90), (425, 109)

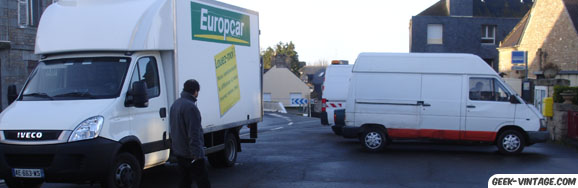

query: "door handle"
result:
(417, 101), (431, 107)
(466, 105), (476, 108)
(159, 108), (167, 118)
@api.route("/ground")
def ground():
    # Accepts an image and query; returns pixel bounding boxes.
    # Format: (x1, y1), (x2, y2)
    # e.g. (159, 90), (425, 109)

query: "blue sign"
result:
(291, 98), (308, 105)
(512, 51), (526, 64)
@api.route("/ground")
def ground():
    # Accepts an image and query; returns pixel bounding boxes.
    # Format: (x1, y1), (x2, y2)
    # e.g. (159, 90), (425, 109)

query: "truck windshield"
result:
(21, 57), (130, 101)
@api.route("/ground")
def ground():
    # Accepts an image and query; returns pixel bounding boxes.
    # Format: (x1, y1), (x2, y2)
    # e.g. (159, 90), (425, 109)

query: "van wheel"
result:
(360, 127), (387, 152)
(102, 152), (142, 188)
(5, 178), (43, 188)
(497, 130), (525, 155)
(208, 133), (238, 168)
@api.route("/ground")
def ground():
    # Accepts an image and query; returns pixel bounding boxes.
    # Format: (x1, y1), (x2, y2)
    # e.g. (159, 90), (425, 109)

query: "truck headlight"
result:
(69, 116), (104, 142)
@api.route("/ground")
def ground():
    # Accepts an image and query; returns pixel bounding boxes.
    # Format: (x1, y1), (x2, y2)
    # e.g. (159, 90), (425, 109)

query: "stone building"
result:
(0, 0), (53, 109)
(498, 0), (578, 84)
(410, 0), (533, 72)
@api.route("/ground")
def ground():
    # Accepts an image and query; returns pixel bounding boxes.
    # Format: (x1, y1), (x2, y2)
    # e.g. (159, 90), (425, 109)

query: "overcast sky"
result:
(219, 0), (440, 65)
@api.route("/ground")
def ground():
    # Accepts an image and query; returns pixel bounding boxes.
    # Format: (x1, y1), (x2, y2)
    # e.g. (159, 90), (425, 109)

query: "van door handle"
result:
(466, 105), (476, 108)
(159, 108), (167, 118)
(417, 101), (431, 107)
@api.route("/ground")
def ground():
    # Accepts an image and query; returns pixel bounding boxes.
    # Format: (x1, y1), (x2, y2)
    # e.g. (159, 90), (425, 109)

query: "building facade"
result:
(0, 0), (53, 109)
(410, 0), (533, 72)
(263, 66), (310, 107)
(498, 0), (578, 83)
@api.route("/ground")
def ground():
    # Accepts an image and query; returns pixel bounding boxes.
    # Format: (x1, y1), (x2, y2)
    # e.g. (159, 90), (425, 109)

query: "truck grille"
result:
(4, 130), (62, 141)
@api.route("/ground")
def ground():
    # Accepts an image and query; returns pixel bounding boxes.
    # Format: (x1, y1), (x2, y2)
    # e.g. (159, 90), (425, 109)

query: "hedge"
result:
(553, 85), (578, 104)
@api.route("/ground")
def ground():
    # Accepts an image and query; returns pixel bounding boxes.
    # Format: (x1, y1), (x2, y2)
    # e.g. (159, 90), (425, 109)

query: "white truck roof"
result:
(35, 0), (258, 55)
(353, 53), (497, 75)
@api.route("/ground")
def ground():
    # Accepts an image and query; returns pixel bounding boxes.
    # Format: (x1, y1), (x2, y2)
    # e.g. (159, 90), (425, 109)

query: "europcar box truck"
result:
(0, 0), (261, 187)
(342, 53), (548, 154)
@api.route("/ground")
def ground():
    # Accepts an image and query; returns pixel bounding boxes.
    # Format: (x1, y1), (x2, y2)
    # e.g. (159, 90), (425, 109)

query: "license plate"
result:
(12, 168), (44, 178)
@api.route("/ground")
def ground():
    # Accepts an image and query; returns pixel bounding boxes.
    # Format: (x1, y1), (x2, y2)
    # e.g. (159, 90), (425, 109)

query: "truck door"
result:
(128, 56), (170, 167)
(464, 77), (515, 141)
(419, 74), (463, 140)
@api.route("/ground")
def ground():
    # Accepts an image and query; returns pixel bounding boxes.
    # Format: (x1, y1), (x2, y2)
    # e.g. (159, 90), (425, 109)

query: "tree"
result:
(260, 41), (304, 77)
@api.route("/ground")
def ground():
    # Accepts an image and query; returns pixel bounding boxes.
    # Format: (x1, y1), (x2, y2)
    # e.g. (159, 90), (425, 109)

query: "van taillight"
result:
(322, 98), (327, 112)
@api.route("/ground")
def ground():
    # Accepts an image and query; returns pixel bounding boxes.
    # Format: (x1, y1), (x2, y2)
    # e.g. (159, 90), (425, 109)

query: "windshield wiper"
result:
(53, 92), (96, 99)
(21, 93), (53, 100)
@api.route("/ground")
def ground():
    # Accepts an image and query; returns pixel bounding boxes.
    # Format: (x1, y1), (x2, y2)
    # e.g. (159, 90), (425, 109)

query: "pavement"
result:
(1, 112), (578, 188)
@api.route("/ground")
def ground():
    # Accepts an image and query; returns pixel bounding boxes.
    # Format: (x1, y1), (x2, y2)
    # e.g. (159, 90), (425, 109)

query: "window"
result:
(18, 0), (44, 28)
(481, 25), (496, 44)
(427, 24), (443, 44)
(263, 93), (272, 102)
(129, 57), (160, 99)
(469, 78), (510, 102)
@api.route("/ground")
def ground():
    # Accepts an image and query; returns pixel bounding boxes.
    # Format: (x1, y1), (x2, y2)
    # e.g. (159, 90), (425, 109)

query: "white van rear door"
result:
(465, 77), (515, 141)
(419, 74), (463, 140)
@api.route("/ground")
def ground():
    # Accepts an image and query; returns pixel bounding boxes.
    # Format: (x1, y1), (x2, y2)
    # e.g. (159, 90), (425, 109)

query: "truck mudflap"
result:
(526, 131), (549, 144)
(0, 137), (121, 183)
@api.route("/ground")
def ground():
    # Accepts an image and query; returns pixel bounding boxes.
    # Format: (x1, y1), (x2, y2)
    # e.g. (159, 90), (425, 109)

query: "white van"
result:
(0, 0), (261, 187)
(342, 53), (548, 154)
(320, 64), (353, 134)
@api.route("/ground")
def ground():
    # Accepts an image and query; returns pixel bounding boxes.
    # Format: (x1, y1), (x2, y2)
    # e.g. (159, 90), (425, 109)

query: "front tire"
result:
(102, 152), (142, 188)
(208, 132), (238, 168)
(497, 130), (525, 155)
(360, 127), (387, 152)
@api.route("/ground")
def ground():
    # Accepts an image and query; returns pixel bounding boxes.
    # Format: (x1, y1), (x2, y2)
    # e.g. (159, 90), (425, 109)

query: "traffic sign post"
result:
(511, 51), (528, 79)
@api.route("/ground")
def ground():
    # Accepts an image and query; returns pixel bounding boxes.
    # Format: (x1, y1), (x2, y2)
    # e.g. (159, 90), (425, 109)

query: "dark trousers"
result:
(177, 157), (211, 188)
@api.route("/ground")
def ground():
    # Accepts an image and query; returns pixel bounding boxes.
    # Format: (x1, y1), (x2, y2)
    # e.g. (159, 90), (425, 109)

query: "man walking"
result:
(170, 79), (211, 188)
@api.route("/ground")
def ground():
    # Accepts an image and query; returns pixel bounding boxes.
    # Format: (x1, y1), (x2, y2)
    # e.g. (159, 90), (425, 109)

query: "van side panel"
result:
(354, 73), (421, 134)
(419, 74), (463, 140)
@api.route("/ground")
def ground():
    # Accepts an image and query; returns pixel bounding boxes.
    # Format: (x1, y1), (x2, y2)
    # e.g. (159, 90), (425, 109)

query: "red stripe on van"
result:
(386, 128), (496, 142)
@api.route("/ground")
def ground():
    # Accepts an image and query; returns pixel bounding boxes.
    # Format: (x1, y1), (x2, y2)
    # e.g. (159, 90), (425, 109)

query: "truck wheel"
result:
(497, 130), (525, 155)
(5, 179), (43, 188)
(360, 127), (387, 152)
(102, 152), (142, 188)
(208, 133), (238, 168)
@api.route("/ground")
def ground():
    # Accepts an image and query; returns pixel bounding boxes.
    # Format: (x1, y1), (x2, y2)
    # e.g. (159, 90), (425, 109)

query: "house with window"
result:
(263, 66), (310, 107)
(0, 0), (53, 109)
(410, 0), (533, 72)
(498, 0), (578, 84)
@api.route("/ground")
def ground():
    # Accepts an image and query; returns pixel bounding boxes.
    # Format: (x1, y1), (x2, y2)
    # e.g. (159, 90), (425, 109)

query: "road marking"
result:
(271, 127), (284, 131)
(288, 122), (294, 126)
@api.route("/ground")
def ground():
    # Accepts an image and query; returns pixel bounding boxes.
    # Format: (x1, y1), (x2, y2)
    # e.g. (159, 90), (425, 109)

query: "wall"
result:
(499, 0), (578, 80)
(410, 16), (521, 71)
(263, 67), (310, 107)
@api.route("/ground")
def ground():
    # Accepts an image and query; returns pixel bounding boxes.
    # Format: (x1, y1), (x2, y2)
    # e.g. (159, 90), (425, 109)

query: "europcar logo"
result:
(191, 2), (251, 46)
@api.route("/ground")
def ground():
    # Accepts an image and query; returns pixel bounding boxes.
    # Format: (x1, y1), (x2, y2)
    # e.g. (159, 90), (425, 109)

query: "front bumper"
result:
(527, 131), (549, 144)
(0, 137), (121, 183)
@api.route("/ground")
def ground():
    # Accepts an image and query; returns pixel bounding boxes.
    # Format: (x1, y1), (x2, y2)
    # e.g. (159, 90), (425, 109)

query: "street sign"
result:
(512, 51), (526, 64)
(291, 98), (308, 105)
(512, 65), (526, 71)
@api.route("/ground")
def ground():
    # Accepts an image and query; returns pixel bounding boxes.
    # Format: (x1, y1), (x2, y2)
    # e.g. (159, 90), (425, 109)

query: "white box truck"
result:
(320, 64), (353, 135)
(0, 0), (261, 187)
(342, 53), (548, 154)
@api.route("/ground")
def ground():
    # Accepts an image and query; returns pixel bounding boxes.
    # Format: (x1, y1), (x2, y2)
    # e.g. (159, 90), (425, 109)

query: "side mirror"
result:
(7, 85), (18, 105)
(131, 81), (149, 108)
(509, 96), (521, 104)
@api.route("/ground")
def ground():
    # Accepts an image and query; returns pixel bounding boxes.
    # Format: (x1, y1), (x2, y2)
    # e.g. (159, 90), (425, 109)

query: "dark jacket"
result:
(169, 91), (205, 159)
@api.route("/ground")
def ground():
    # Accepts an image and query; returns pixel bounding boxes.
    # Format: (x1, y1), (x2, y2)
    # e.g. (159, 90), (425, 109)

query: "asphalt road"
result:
(2, 112), (578, 188)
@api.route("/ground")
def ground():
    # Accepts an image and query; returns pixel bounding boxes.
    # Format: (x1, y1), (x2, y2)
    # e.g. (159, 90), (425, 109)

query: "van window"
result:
(129, 57), (160, 99)
(469, 78), (510, 102)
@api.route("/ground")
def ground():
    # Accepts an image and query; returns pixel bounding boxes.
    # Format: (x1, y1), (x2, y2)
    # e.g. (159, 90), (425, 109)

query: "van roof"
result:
(353, 53), (497, 75)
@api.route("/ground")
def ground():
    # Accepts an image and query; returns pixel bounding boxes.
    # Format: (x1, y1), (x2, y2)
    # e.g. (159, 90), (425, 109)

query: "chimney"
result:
(446, 0), (474, 17)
